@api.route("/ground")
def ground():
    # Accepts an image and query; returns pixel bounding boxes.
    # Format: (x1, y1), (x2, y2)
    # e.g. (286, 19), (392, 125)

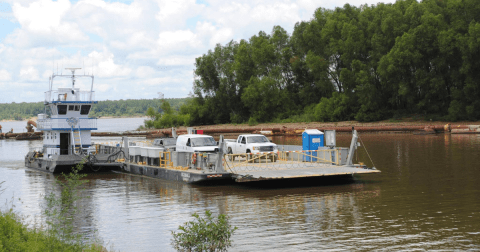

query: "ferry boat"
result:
(122, 128), (380, 183)
(25, 68), (123, 173)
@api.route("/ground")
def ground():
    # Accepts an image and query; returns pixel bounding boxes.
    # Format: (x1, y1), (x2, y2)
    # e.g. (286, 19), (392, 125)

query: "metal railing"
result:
(278, 149), (340, 164)
(159, 152), (174, 168)
(223, 149), (343, 173)
(45, 90), (95, 103)
(28, 147), (44, 153)
(37, 117), (97, 130)
(94, 144), (123, 155)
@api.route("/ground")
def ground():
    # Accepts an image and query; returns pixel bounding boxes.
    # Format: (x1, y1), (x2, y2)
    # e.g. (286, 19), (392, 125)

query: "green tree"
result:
(182, 0), (480, 124)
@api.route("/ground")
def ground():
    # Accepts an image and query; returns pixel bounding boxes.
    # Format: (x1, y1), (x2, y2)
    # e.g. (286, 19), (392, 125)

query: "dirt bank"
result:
(151, 119), (480, 132)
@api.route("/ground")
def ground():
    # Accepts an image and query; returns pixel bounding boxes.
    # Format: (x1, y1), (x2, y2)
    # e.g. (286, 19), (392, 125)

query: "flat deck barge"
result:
(224, 160), (380, 182)
(119, 129), (379, 183)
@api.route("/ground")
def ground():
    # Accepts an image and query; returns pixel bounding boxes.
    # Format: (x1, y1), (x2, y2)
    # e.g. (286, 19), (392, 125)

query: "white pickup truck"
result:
(225, 134), (278, 162)
(176, 134), (219, 153)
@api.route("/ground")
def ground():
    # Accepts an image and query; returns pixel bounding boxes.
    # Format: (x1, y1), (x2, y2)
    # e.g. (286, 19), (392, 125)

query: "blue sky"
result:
(0, 0), (393, 103)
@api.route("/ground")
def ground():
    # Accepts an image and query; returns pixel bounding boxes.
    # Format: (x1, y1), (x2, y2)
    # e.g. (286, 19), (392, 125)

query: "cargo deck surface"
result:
(224, 160), (380, 182)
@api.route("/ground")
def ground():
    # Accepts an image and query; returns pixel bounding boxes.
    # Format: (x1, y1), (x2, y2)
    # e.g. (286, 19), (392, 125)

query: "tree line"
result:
(174, 0), (480, 126)
(0, 98), (188, 121)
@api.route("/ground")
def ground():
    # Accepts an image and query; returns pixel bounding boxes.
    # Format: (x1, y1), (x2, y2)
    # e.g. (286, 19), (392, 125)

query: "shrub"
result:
(248, 117), (258, 126)
(446, 100), (465, 122)
(314, 93), (354, 122)
(43, 161), (94, 250)
(145, 101), (194, 129)
(171, 210), (237, 252)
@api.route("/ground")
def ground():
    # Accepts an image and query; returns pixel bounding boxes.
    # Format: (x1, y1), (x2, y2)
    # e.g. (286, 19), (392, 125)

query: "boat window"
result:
(80, 105), (91, 115)
(75, 105), (80, 111)
(58, 105), (67, 115)
(69, 105), (75, 111)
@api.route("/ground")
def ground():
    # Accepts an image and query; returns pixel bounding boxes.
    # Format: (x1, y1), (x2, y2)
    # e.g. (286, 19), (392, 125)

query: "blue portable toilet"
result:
(302, 129), (324, 162)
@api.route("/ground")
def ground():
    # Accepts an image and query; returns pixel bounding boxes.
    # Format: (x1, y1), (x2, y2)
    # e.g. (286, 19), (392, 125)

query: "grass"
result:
(0, 162), (107, 252)
(0, 208), (105, 252)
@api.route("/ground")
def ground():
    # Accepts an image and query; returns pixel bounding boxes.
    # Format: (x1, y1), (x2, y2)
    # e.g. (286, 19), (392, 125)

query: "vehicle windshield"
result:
(248, 136), (269, 143)
(191, 137), (217, 147)
(163, 139), (176, 145)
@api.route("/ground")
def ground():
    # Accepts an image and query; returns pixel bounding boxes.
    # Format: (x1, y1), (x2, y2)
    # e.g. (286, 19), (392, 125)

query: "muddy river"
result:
(1, 118), (479, 251)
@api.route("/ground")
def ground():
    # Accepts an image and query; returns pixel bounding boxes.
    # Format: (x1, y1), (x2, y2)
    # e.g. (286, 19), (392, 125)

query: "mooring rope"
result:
(358, 134), (376, 168)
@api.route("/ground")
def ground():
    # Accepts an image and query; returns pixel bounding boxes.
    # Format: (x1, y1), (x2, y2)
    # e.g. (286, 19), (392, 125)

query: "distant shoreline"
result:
(0, 115), (148, 123)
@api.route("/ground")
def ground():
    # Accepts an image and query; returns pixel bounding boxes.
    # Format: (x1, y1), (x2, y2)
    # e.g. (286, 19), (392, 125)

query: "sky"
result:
(0, 0), (394, 103)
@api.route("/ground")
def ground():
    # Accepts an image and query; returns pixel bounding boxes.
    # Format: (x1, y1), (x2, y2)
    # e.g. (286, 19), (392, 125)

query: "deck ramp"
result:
(223, 154), (380, 182)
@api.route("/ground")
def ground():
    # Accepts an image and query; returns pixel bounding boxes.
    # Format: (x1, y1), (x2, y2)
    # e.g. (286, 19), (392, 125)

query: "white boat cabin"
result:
(37, 68), (97, 158)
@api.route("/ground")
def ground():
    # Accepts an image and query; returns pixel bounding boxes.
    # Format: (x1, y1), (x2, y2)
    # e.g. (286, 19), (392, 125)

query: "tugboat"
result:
(25, 68), (123, 173)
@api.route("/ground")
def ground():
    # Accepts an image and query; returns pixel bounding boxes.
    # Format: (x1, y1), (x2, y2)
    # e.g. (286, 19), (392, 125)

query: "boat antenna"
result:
(66, 68), (81, 94)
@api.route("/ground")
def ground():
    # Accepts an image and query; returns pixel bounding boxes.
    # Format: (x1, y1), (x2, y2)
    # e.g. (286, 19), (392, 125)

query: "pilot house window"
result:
(80, 105), (91, 115)
(68, 105), (80, 111)
(57, 105), (67, 115)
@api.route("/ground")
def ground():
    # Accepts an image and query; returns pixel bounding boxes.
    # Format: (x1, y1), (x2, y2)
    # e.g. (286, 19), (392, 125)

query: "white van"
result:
(176, 134), (219, 153)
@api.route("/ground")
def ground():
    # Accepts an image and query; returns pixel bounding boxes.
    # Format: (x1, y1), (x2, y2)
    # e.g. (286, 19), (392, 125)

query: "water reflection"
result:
(19, 166), (383, 251)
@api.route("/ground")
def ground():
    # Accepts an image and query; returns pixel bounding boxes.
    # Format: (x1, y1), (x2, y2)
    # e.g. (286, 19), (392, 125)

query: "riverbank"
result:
(146, 119), (480, 134)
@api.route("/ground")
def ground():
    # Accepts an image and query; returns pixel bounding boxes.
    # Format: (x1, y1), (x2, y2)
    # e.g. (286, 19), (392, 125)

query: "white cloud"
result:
(155, 0), (202, 29)
(0, 0), (396, 103)
(12, 0), (71, 33)
(0, 69), (12, 81)
(135, 66), (156, 78)
(157, 55), (197, 66)
(7, 0), (89, 47)
(42, 70), (52, 79)
(86, 50), (132, 78)
(209, 27), (234, 47)
(95, 83), (111, 92)
(19, 66), (40, 81)
(157, 30), (201, 53)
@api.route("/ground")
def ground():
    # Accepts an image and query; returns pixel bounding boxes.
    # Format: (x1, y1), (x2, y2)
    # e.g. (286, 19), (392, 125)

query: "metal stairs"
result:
(71, 127), (82, 154)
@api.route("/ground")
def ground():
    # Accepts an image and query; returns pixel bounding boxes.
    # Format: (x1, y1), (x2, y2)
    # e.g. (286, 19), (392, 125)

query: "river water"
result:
(1, 118), (480, 251)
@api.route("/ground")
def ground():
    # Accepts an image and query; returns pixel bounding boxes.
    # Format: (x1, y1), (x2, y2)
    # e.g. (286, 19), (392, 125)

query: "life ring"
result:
(192, 153), (197, 165)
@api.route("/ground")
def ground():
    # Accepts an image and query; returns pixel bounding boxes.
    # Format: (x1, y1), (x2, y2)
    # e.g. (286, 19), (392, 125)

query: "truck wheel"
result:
(270, 155), (277, 162)
(246, 150), (253, 163)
